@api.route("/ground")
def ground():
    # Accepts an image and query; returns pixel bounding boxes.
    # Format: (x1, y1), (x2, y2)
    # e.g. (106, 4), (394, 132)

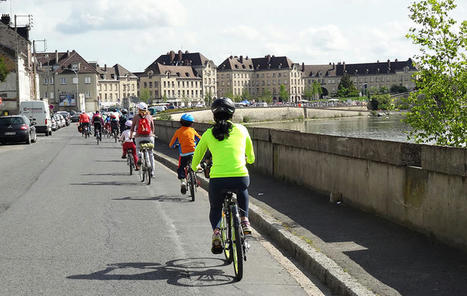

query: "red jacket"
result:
(79, 113), (90, 123)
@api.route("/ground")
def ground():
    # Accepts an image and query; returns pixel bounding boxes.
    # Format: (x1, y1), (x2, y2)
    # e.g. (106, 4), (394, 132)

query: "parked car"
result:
(20, 100), (52, 136)
(51, 117), (58, 131)
(56, 111), (71, 126)
(70, 113), (80, 122)
(0, 115), (37, 144)
(55, 114), (66, 128)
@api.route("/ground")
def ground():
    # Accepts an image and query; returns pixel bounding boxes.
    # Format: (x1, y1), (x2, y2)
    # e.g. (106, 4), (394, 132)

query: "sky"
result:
(2, 0), (466, 72)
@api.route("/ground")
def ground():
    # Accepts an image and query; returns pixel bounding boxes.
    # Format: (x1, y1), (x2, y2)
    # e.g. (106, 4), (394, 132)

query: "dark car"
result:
(56, 111), (71, 126)
(0, 115), (37, 144)
(70, 113), (80, 122)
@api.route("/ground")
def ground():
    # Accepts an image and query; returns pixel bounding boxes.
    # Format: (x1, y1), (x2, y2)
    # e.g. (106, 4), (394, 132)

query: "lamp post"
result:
(72, 68), (78, 110)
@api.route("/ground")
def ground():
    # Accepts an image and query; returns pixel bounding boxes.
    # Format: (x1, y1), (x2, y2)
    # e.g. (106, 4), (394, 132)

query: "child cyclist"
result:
(169, 113), (201, 194)
(119, 120), (139, 170)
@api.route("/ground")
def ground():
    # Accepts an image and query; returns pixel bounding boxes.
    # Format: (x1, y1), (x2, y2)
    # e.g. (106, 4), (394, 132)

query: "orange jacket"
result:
(169, 126), (201, 156)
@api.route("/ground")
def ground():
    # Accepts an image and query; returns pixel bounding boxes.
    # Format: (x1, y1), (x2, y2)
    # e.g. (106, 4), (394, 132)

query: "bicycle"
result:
(138, 141), (154, 185)
(95, 127), (102, 145)
(184, 161), (200, 202)
(219, 191), (249, 281)
(126, 148), (135, 175)
(112, 127), (119, 143)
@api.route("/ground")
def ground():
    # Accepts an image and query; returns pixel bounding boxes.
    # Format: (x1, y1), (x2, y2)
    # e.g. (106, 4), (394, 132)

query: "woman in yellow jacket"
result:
(192, 98), (255, 254)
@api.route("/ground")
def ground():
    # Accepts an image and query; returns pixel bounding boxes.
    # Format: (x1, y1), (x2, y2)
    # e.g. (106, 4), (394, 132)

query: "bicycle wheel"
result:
(189, 170), (195, 201)
(145, 150), (151, 185)
(139, 155), (145, 182)
(220, 209), (233, 264)
(231, 205), (244, 281)
(96, 133), (100, 145)
(128, 154), (133, 175)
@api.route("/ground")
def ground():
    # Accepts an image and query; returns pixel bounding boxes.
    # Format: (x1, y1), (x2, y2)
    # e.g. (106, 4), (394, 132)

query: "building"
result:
(92, 63), (138, 107)
(139, 50), (216, 105)
(36, 50), (99, 112)
(303, 59), (417, 96)
(0, 14), (39, 115)
(217, 55), (305, 102)
(139, 62), (203, 106)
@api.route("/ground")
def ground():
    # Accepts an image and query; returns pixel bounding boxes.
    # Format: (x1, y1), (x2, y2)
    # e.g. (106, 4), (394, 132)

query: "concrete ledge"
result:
(153, 149), (376, 296)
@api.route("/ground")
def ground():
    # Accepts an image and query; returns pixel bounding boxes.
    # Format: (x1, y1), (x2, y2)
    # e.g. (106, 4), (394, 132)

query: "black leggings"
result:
(208, 176), (250, 230)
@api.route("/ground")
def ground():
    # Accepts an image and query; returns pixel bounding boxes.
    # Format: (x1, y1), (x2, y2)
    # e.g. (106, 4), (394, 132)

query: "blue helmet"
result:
(181, 113), (194, 123)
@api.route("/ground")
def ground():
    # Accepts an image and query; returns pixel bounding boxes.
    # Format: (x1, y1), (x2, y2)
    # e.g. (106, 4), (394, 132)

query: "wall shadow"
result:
(113, 195), (191, 203)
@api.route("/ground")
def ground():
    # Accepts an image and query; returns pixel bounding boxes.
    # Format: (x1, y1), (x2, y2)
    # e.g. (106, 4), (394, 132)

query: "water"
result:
(252, 114), (413, 143)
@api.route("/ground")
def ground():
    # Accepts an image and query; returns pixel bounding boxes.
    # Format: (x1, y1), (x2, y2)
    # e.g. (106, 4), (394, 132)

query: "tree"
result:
(304, 86), (313, 99)
(204, 90), (213, 106)
(260, 89), (273, 104)
(140, 88), (150, 103)
(161, 94), (168, 102)
(405, 0), (466, 147)
(279, 84), (289, 101)
(337, 74), (359, 97)
(312, 81), (323, 99)
(0, 57), (9, 82)
(390, 84), (409, 93)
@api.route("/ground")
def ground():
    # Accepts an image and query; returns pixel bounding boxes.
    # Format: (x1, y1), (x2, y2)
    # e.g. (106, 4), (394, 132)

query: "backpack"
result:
(137, 116), (151, 135)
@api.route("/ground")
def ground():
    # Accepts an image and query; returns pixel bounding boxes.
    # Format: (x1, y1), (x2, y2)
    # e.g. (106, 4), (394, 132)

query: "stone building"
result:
(36, 50), (99, 112)
(139, 50), (216, 105)
(92, 63), (138, 107)
(0, 14), (39, 115)
(217, 55), (305, 102)
(303, 59), (417, 97)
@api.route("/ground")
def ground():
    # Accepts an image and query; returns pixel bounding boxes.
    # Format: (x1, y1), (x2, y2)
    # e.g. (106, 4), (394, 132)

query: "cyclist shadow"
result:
(67, 258), (235, 287)
(113, 195), (192, 203)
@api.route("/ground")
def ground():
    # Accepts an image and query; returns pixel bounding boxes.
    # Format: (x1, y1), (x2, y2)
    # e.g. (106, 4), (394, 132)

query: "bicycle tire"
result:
(231, 205), (244, 281)
(139, 152), (145, 182)
(189, 170), (195, 201)
(145, 151), (151, 185)
(221, 210), (233, 264)
(128, 154), (133, 175)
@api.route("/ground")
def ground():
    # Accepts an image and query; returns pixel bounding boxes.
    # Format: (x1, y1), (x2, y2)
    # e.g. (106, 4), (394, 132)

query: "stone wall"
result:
(154, 120), (467, 251)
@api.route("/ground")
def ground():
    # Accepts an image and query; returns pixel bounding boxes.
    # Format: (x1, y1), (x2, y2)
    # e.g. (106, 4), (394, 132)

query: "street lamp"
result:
(71, 68), (79, 110)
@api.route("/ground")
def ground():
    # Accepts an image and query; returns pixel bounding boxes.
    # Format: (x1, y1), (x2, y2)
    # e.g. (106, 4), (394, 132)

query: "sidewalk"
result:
(154, 143), (467, 296)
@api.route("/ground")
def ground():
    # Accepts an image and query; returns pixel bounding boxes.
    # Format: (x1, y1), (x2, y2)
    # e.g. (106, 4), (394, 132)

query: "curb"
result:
(154, 150), (376, 296)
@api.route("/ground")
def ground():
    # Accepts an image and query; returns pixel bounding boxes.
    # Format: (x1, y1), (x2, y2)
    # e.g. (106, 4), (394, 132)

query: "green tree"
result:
(260, 89), (273, 103)
(279, 84), (289, 101)
(0, 57), (9, 82)
(304, 86), (313, 99)
(161, 94), (168, 102)
(204, 90), (213, 106)
(312, 81), (323, 99)
(242, 89), (252, 101)
(140, 88), (150, 103)
(405, 0), (466, 146)
(337, 74), (359, 97)
(390, 84), (409, 93)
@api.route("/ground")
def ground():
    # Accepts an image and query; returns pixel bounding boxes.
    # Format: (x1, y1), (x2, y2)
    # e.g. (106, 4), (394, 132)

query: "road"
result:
(0, 126), (331, 296)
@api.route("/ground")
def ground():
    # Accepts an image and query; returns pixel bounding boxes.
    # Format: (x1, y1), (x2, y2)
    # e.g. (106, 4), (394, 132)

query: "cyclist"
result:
(92, 110), (104, 137)
(120, 120), (139, 169)
(191, 97), (255, 254)
(110, 113), (120, 136)
(169, 113), (201, 194)
(130, 102), (155, 177)
(78, 111), (90, 134)
(119, 109), (129, 134)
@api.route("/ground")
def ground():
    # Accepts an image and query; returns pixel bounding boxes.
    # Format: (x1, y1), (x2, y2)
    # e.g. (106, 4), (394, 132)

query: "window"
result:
(149, 82), (152, 88)
(50, 92), (54, 99)
(172, 81), (175, 88)
(44, 78), (48, 85)
(60, 78), (66, 85)
(85, 91), (90, 98)
(84, 77), (91, 84)
(144, 82), (147, 88)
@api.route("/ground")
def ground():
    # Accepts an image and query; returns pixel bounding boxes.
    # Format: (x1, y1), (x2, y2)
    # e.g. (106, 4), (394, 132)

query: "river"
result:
(251, 113), (414, 143)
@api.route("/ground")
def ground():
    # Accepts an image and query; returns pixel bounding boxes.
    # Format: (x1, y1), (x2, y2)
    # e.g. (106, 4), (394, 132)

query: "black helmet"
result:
(211, 97), (235, 115)
(121, 109), (128, 114)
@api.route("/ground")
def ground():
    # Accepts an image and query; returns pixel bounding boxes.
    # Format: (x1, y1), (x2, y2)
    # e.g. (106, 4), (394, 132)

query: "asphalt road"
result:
(0, 126), (330, 296)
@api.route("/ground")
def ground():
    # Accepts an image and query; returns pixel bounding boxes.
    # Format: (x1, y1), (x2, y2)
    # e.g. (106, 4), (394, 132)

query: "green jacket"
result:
(192, 123), (255, 178)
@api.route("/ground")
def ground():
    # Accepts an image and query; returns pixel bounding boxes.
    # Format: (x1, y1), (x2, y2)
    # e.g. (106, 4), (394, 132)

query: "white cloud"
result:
(56, 0), (186, 34)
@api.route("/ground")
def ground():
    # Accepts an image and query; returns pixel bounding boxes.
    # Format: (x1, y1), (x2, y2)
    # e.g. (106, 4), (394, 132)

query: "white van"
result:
(20, 100), (52, 136)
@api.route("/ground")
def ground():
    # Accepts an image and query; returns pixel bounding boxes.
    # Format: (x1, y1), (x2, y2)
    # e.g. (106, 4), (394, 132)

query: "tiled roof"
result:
(146, 63), (199, 78)
(303, 64), (337, 77)
(217, 55), (254, 71)
(153, 50), (211, 67)
(251, 55), (294, 71)
(36, 51), (98, 74)
(95, 64), (137, 80)
(335, 59), (416, 76)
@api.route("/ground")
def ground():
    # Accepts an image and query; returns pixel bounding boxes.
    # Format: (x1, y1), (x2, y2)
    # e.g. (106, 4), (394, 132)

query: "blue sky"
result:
(3, 0), (466, 72)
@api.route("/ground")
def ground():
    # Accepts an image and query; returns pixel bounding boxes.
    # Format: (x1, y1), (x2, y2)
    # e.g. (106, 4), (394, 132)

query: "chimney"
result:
(178, 50), (183, 61)
(67, 50), (70, 57)
(1, 14), (10, 26)
(395, 58), (398, 62)
(55, 50), (58, 64)
(302, 62), (305, 72)
(239, 55), (243, 63)
(266, 54), (271, 64)
(343, 61), (346, 72)
(170, 50), (176, 62)
(104, 64), (107, 71)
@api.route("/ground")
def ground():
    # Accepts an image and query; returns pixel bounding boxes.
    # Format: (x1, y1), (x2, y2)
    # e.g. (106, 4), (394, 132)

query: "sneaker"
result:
(121, 155), (126, 159)
(211, 232), (223, 254)
(241, 220), (252, 235)
(180, 180), (187, 194)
